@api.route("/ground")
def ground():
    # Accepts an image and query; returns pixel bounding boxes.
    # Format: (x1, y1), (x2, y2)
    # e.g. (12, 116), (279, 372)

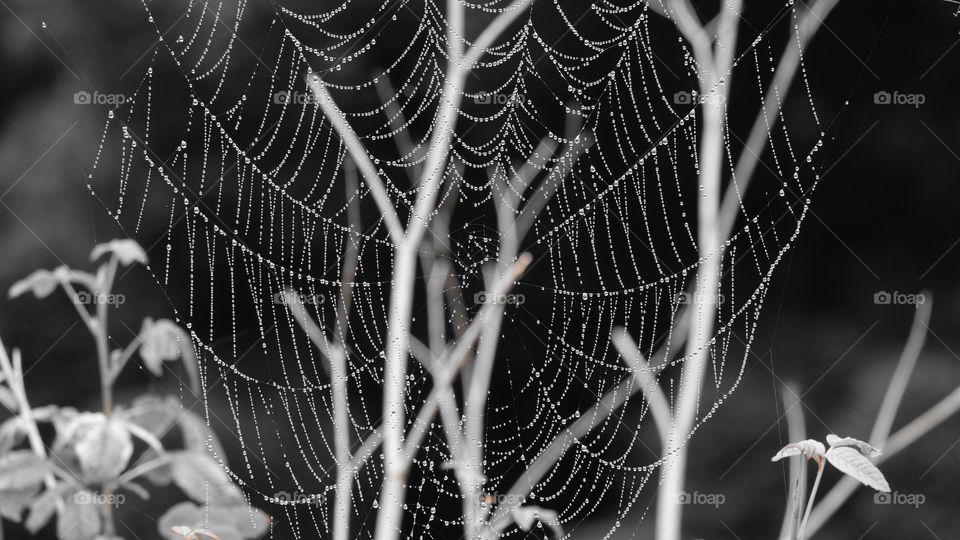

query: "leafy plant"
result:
(772, 434), (890, 540)
(773, 434), (890, 540)
(0, 239), (269, 540)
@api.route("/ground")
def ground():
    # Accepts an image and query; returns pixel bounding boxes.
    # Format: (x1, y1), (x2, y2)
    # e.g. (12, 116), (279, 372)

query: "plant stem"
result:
(798, 458), (824, 540)
(73, 255), (120, 536)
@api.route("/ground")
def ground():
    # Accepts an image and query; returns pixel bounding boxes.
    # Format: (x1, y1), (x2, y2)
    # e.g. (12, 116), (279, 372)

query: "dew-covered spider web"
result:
(86, 0), (827, 537)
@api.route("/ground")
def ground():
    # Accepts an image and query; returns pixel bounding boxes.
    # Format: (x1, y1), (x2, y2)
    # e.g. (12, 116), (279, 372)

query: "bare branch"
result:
(778, 382), (806, 540)
(714, 0), (743, 84)
(349, 429), (383, 472)
(402, 253), (533, 458)
(613, 328), (673, 442)
(307, 76), (405, 243)
(870, 293), (932, 445)
(334, 159), (362, 348)
(410, 336), (465, 451)
(660, 0), (714, 70)
(514, 122), (593, 239)
(375, 77), (420, 173)
(488, 308), (690, 534)
(283, 289), (334, 361)
(281, 288), (354, 540)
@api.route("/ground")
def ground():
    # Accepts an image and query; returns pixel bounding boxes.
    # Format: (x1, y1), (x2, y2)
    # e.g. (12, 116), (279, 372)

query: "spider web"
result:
(86, 0), (825, 537)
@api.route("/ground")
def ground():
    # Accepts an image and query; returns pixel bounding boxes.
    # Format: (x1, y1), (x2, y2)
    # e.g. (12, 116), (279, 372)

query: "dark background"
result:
(1, 0), (959, 538)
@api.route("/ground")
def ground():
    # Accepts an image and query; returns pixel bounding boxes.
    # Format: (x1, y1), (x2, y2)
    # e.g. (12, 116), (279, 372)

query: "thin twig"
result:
(797, 458), (824, 540)
(613, 328), (672, 442)
(778, 381), (806, 540)
(308, 78), (405, 243)
(870, 294), (932, 445)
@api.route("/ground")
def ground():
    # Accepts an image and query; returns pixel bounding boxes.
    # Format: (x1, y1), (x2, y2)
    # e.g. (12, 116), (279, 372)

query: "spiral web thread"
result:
(86, 0), (826, 537)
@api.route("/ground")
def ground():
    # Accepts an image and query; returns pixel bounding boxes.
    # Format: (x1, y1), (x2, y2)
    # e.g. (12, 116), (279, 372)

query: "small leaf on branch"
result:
(139, 318), (200, 393)
(771, 439), (825, 462)
(824, 446), (890, 492)
(8, 267), (67, 299)
(825, 434), (881, 457)
(90, 239), (148, 266)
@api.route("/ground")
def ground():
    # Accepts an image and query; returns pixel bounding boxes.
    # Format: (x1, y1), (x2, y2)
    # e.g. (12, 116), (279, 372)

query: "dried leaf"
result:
(158, 502), (201, 536)
(159, 501), (268, 540)
(771, 439), (825, 462)
(90, 239), (148, 266)
(824, 446), (890, 492)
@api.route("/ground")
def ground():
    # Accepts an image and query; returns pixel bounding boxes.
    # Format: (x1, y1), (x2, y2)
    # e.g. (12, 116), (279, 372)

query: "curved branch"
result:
(308, 77), (405, 243)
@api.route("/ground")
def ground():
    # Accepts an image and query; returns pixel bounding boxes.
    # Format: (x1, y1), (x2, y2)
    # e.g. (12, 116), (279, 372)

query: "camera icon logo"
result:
(674, 91), (694, 105)
(874, 291), (891, 304)
(874, 492), (891, 504)
(874, 91), (891, 105)
(74, 91), (92, 105)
